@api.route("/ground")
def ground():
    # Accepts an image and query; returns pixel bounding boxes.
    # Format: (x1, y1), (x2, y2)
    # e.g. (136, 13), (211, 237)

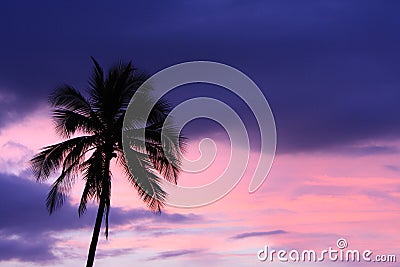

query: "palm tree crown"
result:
(30, 57), (183, 267)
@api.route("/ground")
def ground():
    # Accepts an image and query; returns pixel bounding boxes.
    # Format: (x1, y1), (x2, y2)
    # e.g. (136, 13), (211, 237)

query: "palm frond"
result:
(123, 117), (186, 183)
(46, 179), (67, 214)
(52, 108), (98, 138)
(30, 136), (96, 182)
(117, 72), (148, 113)
(88, 57), (105, 104)
(35, 137), (97, 213)
(46, 158), (80, 213)
(118, 149), (166, 212)
(50, 85), (93, 117)
(80, 149), (106, 202)
(49, 85), (102, 138)
(78, 175), (97, 216)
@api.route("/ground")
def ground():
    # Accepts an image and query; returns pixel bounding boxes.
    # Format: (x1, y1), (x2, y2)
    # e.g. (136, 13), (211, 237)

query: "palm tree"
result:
(30, 58), (183, 267)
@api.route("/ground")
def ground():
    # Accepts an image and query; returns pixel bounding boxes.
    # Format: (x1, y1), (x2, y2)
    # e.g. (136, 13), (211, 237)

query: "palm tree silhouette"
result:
(30, 58), (183, 267)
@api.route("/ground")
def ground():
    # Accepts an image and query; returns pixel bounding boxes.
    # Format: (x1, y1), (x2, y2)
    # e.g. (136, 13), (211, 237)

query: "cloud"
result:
(146, 249), (202, 261)
(95, 248), (135, 259)
(0, 234), (57, 263)
(107, 206), (202, 229)
(0, 173), (93, 263)
(0, 173), (202, 263)
(157, 212), (202, 224)
(293, 185), (353, 197)
(230, 230), (287, 240)
(0, 174), (95, 236)
(362, 190), (399, 203)
(0, 92), (15, 103)
(0, 141), (34, 175)
(385, 165), (400, 172)
(337, 145), (399, 157)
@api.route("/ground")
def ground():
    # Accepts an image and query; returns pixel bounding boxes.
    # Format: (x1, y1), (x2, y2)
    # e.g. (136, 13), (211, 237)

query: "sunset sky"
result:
(0, 1), (399, 266)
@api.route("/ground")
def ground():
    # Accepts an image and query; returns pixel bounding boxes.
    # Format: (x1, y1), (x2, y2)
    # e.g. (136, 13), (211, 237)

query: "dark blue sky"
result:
(1, 0), (399, 153)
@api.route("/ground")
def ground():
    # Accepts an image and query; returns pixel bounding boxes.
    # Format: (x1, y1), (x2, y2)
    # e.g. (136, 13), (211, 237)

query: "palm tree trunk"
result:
(86, 152), (112, 267)
(85, 195), (106, 267)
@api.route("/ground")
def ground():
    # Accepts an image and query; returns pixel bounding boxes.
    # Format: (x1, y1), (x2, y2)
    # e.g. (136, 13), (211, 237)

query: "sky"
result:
(0, 1), (399, 266)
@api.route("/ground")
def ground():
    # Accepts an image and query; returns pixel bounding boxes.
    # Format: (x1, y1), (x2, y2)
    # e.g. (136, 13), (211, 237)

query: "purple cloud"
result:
(337, 145), (399, 157)
(0, 235), (56, 263)
(230, 230), (287, 240)
(0, 173), (202, 263)
(385, 165), (400, 172)
(147, 249), (202, 261)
